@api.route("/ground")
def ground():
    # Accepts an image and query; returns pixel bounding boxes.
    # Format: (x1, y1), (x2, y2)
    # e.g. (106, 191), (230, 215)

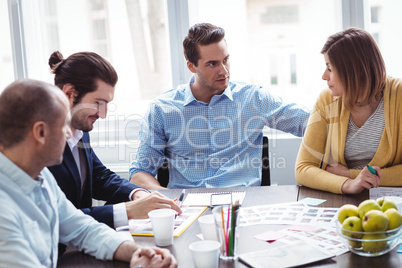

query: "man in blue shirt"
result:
(0, 79), (176, 267)
(129, 23), (310, 189)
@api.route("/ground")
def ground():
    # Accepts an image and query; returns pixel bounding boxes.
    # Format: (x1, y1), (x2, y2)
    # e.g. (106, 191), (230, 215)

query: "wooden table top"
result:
(58, 186), (402, 268)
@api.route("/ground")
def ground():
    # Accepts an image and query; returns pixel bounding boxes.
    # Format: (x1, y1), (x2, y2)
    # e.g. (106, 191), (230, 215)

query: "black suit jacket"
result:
(48, 132), (139, 228)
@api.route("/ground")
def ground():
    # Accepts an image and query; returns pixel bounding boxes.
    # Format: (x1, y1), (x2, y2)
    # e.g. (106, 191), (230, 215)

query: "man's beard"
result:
(71, 114), (95, 132)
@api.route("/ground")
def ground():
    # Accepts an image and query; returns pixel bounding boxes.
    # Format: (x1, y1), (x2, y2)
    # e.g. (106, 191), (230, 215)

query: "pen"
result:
(178, 189), (185, 206)
(367, 165), (378, 175)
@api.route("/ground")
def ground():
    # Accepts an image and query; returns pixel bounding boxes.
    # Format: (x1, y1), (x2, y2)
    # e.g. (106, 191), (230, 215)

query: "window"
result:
(188, 0), (339, 107)
(90, 0), (110, 57)
(269, 54), (278, 85)
(261, 5), (299, 24)
(369, 0), (402, 79)
(15, 0), (172, 115)
(290, 54), (297, 85)
(6, 0), (402, 177)
(0, 1), (14, 92)
(370, 6), (379, 23)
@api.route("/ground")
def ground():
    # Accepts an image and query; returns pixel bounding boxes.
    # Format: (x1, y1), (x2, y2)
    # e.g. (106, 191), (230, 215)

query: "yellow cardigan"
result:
(295, 77), (402, 194)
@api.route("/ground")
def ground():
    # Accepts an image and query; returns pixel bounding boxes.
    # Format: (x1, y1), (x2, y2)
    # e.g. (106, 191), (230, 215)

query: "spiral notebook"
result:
(181, 191), (246, 207)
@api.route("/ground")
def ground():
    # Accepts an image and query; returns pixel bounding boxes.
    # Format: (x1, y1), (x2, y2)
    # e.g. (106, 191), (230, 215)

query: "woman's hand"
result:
(341, 166), (382, 194)
(326, 163), (350, 177)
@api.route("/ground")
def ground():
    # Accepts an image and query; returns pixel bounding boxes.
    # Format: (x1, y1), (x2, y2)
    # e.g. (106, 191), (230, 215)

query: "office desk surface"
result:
(57, 186), (402, 268)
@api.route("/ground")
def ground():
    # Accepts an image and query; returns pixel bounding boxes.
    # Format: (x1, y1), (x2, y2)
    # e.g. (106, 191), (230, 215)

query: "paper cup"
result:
(198, 214), (218, 241)
(148, 208), (176, 246)
(189, 240), (220, 268)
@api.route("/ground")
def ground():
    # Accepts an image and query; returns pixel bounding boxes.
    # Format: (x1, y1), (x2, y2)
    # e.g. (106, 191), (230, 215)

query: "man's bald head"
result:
(0, 79), (69, 148)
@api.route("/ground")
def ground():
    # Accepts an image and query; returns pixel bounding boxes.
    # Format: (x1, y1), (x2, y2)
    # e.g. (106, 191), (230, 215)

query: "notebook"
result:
(129, 206), (207, 237)
(181, 191), (246, 206)
(239, 241), (335, 268)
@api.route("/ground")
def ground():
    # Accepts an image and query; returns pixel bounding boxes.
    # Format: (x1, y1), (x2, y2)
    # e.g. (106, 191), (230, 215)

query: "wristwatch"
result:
(131, 266), (142, 268)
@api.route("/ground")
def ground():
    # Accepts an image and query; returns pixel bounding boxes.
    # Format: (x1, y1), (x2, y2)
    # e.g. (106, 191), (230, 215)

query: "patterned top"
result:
(345, 98), (385, 169)
(130, 77), (310, 188)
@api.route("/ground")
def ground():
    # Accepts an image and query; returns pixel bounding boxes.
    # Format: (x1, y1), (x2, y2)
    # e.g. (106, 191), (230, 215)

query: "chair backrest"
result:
(157, 136), (271, 187)
(157, 159), (170, 187)
(261, 136), (271, 186)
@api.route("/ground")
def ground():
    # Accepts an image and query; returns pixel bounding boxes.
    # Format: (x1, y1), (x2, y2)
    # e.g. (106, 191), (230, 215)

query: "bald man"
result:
(0, 79), (176, 268)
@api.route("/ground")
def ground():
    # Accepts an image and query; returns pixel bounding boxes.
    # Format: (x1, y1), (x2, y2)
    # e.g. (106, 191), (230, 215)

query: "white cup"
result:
(148, 208), (176, 246)
(198, 214), (218, 241)
(189, 240), (220, 268)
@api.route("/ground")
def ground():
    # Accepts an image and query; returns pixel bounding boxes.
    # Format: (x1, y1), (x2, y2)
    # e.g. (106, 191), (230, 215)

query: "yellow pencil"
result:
(221, 206), (227, 255)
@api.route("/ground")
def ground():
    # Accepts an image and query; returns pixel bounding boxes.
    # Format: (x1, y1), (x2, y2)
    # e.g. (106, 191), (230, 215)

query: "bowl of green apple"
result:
(336, 198), (402, 257)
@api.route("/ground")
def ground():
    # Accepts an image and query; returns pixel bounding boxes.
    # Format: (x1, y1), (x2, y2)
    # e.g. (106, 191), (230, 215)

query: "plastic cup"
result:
(148, 208), (176, 246)
(189, 240), (220, 268)
(198, 214), (219, 241)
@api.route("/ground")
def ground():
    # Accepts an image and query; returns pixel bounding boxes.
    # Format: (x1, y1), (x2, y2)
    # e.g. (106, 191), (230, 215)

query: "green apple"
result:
(358, 199), (382, 218)
(384, 208), (402, 230)
(377, 197), (398, 212)
(362, 210), (389, 232)
(342, 216), (363, 238)
(361, 233), (387, 253)
(348, 239), (362, 249)
(341, 216), (363, 248)
(338, 204), (359, 223)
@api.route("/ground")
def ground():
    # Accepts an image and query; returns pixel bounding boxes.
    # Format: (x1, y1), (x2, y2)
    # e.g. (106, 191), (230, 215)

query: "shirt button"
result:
(209, 106), (212, 109)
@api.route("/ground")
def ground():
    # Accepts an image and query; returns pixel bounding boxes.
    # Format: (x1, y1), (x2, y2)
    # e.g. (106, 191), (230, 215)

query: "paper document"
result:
(239, 203), (338, 228)
(239, 241), (335, 268)
(369, 187), (402, 199)
(129, 206), (207, 237)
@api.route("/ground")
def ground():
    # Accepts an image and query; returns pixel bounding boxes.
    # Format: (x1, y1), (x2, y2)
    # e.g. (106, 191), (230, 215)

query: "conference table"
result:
(57, 185), (402, 267)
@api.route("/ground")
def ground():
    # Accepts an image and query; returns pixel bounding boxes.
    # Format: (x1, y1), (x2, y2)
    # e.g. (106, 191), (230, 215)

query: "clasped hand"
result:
(130, 246), (177, 268)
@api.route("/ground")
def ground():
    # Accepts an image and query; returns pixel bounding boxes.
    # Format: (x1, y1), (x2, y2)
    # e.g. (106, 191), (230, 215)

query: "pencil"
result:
(231, 200), (240, 256)
(221, 206), (226, 255)
(226, 205), (231, 255)
(228, 204), (234, 256)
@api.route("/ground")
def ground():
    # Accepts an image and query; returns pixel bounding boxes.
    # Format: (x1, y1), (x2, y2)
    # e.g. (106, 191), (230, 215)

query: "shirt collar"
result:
(0, 152), (41, 193)
(67, 129), (84, 150)
(184, 76), (197, 106)
(184, 75), (233, 106)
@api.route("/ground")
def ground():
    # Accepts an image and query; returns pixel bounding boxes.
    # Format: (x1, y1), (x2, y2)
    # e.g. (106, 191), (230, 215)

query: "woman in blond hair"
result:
(296, 27), (402, 194)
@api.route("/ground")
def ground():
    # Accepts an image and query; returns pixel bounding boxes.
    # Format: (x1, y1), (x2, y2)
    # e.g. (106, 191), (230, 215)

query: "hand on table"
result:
(341, 166), (382, 194)
(130, 246), (177, 268)
(126, 191), (182, 219)
(326, 163), (350, 177)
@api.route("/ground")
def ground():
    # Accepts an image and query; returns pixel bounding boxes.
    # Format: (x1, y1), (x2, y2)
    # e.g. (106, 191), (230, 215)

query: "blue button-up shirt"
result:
(129, 78), (310, 188)
(0, 153), (131, 267)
